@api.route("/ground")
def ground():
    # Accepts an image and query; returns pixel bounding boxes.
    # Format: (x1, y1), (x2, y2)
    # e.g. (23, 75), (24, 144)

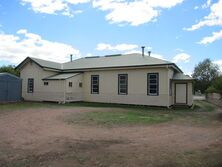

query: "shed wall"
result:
(0, 74), (22, 102)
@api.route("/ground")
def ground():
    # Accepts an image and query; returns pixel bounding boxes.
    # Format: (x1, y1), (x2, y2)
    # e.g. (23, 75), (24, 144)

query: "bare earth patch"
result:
(0, 106), (222, 167)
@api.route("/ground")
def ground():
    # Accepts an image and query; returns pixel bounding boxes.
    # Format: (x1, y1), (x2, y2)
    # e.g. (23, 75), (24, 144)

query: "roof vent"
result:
(70, 54), (73, 62)
(141, 46), (145, 57)
(148, 51), (151, 57)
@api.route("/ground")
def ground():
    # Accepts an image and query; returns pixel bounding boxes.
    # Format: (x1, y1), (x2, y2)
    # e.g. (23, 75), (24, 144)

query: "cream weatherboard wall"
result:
(20, 62), (59, 101)
(20, 61), (84, 102)
(65, 74), (83, 102)
(83, 67), (172, 107)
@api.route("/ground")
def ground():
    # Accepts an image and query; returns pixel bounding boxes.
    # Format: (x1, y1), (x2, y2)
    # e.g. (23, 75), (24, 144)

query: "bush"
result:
(206, 76), (222, 93)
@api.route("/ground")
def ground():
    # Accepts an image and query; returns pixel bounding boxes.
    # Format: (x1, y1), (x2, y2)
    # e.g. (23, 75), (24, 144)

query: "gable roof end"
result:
(16, 57), (62, 70)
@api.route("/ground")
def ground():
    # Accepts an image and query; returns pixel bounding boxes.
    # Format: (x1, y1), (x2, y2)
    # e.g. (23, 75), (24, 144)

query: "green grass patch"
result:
(63, 100), (218, 126)
(193, 100), (215, 112)
(64, 110), (175, 126)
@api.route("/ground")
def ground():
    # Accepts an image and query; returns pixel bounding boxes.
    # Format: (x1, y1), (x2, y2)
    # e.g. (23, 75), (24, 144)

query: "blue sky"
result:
(0, 0), (221, 75)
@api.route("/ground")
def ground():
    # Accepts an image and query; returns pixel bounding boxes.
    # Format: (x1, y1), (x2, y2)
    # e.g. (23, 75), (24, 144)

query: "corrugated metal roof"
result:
(43, 73), (80, 80)
(30, 57), (62, 69)
(0, 73), (21, 80)
(172, 73), (193, 80)
(17, 53), (182, 72)
(63, 53), (172, 70)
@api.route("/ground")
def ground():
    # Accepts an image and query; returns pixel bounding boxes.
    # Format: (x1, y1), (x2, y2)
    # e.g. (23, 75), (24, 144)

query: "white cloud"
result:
(185, 0), (222, 31)
(213, 60), (222, 72)
(20, 0), (89, 17)
(92, 0), (184, 26)
(172, 53), (191, 63)
(198, 29), (222, 44)
(202, 0), (212, 9)
(0, 29), (80, 65)
(149, 53), (164, 60)
(175, 48), (184, 52)
(194, 6), (199, 10)
(124, 50), (141, 54)
(96, 43), (138, 51)
(86, 53), (93, 57)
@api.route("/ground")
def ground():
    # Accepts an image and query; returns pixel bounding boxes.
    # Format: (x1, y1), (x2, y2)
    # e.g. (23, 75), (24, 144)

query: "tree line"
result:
(192, 59), (221, 94)
(0, 65), (20, 76)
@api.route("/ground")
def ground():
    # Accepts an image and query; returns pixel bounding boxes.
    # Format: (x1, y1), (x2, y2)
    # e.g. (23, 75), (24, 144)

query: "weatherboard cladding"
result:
(16, 53), (182, 73)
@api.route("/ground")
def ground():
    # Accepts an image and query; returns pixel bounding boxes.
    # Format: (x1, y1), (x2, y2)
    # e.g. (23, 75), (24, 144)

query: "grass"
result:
(194, 100), (215, 112)
(64, 110), (174, 126)
(0, 100), (217, 126)
(63, 100), (217, 126)
(0, 101), (59, 114)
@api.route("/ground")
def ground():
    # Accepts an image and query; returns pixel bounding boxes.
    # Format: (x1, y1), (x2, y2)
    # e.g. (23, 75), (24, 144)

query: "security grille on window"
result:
(69, 82), (72, 87)
(27, 78), (34, 93)
(44, 82), (48, 86)
(118, 74), (128, 95)
(91, 75), (99, 94)
(147, 73), (159, 96)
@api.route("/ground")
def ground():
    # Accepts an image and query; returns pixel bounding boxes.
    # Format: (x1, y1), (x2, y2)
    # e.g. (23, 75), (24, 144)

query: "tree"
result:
(192, 58), (220, 93)
(0, 65), (20, 76)
(206, 76), (222, 93)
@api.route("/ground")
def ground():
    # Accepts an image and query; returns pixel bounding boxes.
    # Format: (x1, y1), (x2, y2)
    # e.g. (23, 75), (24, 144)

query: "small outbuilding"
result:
(0, 73), (22, 103)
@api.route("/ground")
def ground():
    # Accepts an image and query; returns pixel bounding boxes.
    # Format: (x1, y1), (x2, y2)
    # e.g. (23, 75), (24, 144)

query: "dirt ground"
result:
(0, 106), (222, 167)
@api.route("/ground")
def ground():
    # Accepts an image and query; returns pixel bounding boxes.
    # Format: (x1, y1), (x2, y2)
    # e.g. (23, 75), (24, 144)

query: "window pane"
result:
(120, 76), (126, 80)
(149, 74), (157, 79)
(150, 79), (157, 83)
(120, 80), (127, 84)
(150, 89), (157, 94)
(92, 80), (98, 84)
(120, 85), (127, 89)
(150, 85), (157, 89)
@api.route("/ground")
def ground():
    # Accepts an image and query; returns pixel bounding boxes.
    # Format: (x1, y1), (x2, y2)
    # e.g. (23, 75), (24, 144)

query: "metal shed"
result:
(0, 73), (22, 102)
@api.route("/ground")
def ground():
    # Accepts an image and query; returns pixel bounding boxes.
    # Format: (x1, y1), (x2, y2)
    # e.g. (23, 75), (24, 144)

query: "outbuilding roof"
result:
(0, 73), (21, 80)
(42, 73), (80, 80)
(172, 73), (193, 81)
(16, 53), (182, 72)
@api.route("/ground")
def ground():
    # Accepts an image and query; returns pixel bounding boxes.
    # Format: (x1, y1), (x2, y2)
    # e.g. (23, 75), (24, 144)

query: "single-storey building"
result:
(16, 53), (193, 107)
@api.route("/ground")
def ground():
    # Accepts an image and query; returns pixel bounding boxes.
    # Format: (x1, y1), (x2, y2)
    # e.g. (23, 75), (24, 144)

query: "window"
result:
(79, 82), (82, 88)
(91, 75), (99, 94)
(147, 73), (159, 96)
(44, 82), (48, 86)
(118, 74), (128, 95)
(27, 78), (34, 93)
(69, 82), (72, 87)
(169, 80), (172, 96)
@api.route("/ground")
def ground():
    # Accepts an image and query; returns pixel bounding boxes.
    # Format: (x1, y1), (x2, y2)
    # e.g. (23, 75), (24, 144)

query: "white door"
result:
(175, 83), (187, 104)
